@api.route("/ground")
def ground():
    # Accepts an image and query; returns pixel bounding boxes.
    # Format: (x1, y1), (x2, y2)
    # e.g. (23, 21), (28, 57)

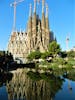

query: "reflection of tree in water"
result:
(6, 69), (64, 100)
(67, 70), (75, 81)
(0, 72), (13, 87)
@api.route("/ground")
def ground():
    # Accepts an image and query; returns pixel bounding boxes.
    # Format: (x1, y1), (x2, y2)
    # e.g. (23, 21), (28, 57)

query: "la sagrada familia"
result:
(7, 0), (55, 63)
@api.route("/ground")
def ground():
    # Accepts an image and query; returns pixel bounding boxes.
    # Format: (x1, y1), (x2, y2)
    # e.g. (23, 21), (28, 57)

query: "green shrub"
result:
(48, 41), (61, 55)
(27, 51), (41, 61)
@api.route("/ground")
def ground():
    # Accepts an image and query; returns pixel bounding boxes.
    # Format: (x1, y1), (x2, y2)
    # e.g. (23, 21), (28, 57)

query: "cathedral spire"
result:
(46, 3), (48, 18)
(33, 0), (37, 31)
(45, 3), (49, 31)
(42, 0), (45, 29)
(29, 3), (32, 17)
(42, 0), (45, 13)
(28, 4), (32, 33)
(34, 0), (36, 13)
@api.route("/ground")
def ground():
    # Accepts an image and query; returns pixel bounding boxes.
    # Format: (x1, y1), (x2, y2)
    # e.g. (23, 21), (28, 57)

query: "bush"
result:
(27, 51), (41, 61)
(48, 41), (61, 55)
(67, 51), (75, 58)
(41, 52), (52, 59)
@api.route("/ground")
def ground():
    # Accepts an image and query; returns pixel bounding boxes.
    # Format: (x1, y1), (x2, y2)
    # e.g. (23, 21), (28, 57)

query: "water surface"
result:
(0, 68), (75, 100)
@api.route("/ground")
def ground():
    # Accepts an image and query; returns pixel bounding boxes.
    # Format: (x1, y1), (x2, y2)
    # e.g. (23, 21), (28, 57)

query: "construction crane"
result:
(66, 33), (70, 51)
(10, 0), (24, 31)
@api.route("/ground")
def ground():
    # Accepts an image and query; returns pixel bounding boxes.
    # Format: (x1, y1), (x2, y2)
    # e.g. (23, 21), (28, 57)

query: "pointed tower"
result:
(33, 0), (37, 31)
(32, 0), (37, 48)
(28, 4), (32, 33)
(27, 4), (32, 52)
(41, 0), (46, 49)
(45, 3), (50, 49)
(42, 0), (45, 29)
(45, 3), (49, 31)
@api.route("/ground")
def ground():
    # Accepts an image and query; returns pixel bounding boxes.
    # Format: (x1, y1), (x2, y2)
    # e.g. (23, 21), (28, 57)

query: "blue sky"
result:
(0, 0), (74, 51)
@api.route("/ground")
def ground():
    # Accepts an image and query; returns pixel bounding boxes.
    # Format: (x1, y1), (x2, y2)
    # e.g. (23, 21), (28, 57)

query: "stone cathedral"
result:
(7, 0), (54, 63)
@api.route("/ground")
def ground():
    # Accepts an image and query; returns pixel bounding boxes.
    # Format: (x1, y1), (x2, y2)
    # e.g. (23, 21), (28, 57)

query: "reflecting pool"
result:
(0, 68), (75, 100)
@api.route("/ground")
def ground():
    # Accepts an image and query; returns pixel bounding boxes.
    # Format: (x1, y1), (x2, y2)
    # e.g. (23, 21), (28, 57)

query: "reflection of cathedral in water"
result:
(6, 69), (63, 100)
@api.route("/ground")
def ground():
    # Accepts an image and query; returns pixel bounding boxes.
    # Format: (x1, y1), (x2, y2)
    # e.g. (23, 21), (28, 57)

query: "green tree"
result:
(67, 51), (75, 58)
(48, 41), (61, 56)
(41, 52), (52, 59)
(27, 51), (41, 61)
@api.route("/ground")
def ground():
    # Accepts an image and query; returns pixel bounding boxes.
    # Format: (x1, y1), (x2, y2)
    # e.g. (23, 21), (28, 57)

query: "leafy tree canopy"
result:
(67, 51), (75, 58)
(41, 52), (52, 59)
(27, 51), (41, 60)
(48, 41), (61, 55)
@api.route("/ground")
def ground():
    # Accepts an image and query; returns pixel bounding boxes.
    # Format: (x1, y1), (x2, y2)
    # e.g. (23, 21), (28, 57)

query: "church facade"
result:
(7, 0), (54, 63)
